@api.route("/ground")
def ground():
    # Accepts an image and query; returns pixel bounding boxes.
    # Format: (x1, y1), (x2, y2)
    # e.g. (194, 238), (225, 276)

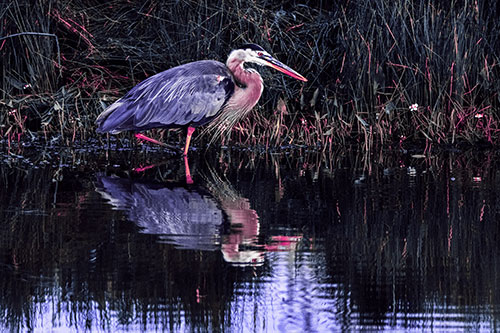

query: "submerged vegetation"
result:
(1, 0), (499, 150)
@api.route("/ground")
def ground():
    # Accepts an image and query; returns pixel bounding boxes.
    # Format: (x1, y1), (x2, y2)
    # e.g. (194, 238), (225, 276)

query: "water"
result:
(1, 144), (499, 331)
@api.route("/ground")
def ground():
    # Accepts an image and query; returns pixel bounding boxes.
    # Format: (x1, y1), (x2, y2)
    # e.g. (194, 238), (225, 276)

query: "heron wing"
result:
(96, 60), (234, 133)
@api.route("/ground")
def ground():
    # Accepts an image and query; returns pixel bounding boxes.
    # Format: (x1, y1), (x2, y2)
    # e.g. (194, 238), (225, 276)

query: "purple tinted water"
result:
(0, 147), (499, 331)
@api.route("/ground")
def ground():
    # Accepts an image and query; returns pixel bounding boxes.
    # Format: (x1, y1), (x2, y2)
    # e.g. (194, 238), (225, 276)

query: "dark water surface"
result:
(1, 144), (499, 331)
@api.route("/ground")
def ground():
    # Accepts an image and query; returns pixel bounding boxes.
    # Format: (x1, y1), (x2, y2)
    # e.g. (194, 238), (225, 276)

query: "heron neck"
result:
(228, 59), (261, 86)
(227, 59), (263, 111)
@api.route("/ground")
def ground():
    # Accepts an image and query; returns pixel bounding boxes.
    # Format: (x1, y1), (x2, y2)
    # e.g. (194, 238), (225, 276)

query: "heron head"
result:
(230, 43), (307, 82)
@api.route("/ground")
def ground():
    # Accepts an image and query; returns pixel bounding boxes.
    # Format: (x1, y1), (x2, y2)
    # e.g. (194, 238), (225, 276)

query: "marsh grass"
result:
(1, 0), (498, 150)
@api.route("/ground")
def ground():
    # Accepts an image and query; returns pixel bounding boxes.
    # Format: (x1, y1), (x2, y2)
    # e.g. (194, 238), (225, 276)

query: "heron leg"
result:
(183, 126), (196, 156)
(184, 155), (193, 184)
(132, 164), (157, 173)
(135, 133), (168, 147)
(135, 133), (181, 152)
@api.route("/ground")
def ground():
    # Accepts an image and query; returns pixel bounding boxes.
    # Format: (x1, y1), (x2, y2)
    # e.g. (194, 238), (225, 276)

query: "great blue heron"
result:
(96, 44), (307, 155)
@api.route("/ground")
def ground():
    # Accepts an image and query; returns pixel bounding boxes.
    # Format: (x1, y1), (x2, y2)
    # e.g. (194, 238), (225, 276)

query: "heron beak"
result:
(261, 55), (308, 82)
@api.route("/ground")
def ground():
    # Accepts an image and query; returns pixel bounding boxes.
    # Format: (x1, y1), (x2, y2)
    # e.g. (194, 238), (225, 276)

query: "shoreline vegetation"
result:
(1, 1), (499, 151)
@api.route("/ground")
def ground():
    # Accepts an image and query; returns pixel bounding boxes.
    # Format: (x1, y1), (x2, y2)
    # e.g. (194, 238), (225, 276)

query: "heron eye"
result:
(257, 52), (263, 57)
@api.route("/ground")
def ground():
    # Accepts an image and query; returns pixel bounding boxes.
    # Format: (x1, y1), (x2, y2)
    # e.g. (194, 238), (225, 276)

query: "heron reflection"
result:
(95, 167), (264, 266)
